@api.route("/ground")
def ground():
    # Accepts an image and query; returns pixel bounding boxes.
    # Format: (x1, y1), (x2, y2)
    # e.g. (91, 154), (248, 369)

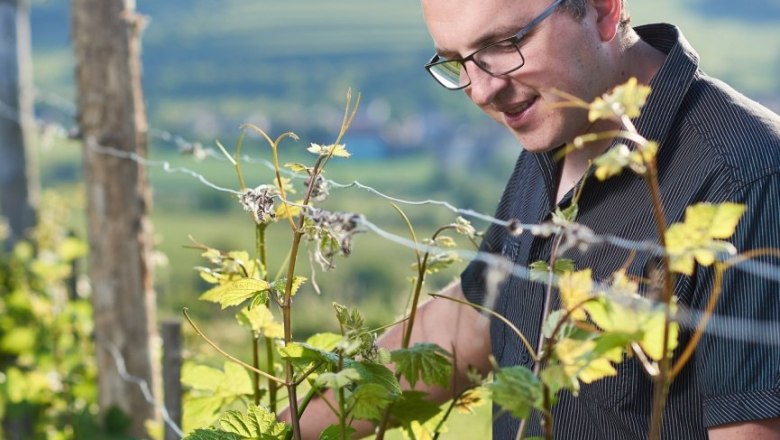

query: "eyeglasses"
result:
(425, 0), (565, 90)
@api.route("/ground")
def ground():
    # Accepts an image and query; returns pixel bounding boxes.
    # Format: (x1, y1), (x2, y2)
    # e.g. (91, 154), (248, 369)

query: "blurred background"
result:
(3, 0), (779, 436)
(27, 0), (780, 332)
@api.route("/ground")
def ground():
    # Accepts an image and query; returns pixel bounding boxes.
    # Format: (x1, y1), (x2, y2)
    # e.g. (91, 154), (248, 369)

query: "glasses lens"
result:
(474, 42), (525, 75)
(428, 60), (468, 90)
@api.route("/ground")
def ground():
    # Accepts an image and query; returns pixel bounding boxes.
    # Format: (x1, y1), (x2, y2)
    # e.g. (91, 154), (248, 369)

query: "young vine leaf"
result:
(348, 383), (396, 420)
(237, 305), (284, 339)
(199, 278), (271, 309)
(390, 342), (452, 389)
(488, 366), (544, 419)
(588, 77), (651, 122)
(185, 404), (288, 440)
(665, 202), (746, 275)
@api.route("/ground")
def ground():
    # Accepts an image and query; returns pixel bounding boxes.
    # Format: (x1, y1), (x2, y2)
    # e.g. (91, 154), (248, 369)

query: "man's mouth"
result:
(502, 96), (538, 127)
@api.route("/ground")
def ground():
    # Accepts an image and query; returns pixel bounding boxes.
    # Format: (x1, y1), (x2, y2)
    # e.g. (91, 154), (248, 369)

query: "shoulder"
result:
(678, 72), (780, 185)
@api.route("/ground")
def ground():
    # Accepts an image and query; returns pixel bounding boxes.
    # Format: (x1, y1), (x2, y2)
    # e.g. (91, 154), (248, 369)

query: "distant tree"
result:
(0, 0), (38, 249)
(71, 0), (160, 436)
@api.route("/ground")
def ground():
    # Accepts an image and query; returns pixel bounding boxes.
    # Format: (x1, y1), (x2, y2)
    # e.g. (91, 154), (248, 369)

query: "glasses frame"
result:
(425, 0), (566, 90)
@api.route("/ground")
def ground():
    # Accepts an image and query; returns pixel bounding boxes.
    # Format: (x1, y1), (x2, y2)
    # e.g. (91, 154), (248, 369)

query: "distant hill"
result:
(688, 0), (780, 23)
(29, 0), (780, 153)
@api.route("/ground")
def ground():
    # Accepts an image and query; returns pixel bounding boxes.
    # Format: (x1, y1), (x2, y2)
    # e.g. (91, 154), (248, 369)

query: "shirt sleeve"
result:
(694, 173), (780, 428)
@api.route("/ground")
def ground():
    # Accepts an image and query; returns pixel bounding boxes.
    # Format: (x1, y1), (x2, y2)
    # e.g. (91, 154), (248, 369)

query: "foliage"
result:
(479, 79), (749, 440)
(174, 80), (754, 440)
(0, 191), (117, 439)
(179, 93), (486, 440)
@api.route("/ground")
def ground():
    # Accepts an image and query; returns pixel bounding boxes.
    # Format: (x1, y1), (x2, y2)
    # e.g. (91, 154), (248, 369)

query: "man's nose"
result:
(464, 64), (508, 106)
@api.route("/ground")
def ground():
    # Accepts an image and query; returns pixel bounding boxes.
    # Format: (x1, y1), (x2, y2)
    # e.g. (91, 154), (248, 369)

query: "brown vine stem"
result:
(517, 176), (586, 440)
(277, 91), (360, 440)
(429, 293), (539, 362)
(644, 160), (674, 440)
(182, 308), (286, 385)
(375, 223), (456, 439)
(670, 248), (780, 379)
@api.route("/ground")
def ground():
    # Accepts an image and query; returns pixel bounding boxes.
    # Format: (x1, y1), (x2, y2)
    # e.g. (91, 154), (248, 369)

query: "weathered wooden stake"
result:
(162, 320), (183, 440)
(71, 0), (160, 435)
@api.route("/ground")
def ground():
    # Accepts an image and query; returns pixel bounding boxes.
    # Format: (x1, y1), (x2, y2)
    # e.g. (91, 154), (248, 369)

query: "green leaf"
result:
(238, 305), (284, 339)
(594, 144), (632, 181)
(348, 383), (395, 420)
(199, 278), (271, 309)
(182, 364), (224, 392)
(553, 203), (579, 224)
(183, 395), (224, 433)
(219, 362), (255, 396)
(306, 332), (343, 351)
(283, 162), (311, 174)
(588, 77), (651, 121)
(540, 364), (579, 398)
(184, 428), (242, 440)
(488, 366), (543, 419)
(318, 425), (356, 440)
(542, 309), (568, 340)
(56, 237), (88, 261)
(0, 326), (37, 354)
(181, 362), (253, 397)
(529, 260), (551, 283)
(558, 269), (594, 321)
(218, 404), (288, 439)
(554, 338), (619, 384)
(315, 368), (362, 390)
(278, 342), (339, 373)
(391, 343), (452, 388)
(333, 303), (365, 332)
(307, 143), (350, 158)
(423, 251), (461, 274)
(530, 259), (575, 283)
(453, 387), (488, 414)
(270, 276), (307, 297)
(434, 235), (456, 248)
(388, 391), (442, 428)
(347, 361), (402, 396)
(665, 202), (746, 275)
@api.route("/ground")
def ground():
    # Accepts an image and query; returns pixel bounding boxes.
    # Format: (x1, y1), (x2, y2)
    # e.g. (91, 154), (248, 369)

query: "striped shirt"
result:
(461, 23), (780, 439)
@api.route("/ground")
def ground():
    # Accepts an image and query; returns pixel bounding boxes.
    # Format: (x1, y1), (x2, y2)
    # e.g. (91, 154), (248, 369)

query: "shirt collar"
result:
(632, 23), (700, 145)
(533, 23), (701, 206)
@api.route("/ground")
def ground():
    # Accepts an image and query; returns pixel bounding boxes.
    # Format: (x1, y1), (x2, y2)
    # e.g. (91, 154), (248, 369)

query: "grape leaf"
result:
(391, 343), (452, 388)
(348, 383), (395, 420)
(315, 368), (361, 390)
(554, 338), (619, 384)
(488, 366), (543, 419)
(217, 404), (288, 439)
(558, 269), (594, 320)
(238, 305), (284, 339)
(199, 278), (270, 309)
(666, 202), (745, 275)
(588, 77), (651, 122)
(388, 391), (442, 428)
(318, 425), (356, 440)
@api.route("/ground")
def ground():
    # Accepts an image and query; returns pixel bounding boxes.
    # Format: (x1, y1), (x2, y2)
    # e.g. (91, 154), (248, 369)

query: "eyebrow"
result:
(434, 23), (524, 60)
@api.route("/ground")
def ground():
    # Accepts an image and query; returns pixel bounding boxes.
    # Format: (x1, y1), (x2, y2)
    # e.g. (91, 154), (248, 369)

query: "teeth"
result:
(508, 100), (532, 114)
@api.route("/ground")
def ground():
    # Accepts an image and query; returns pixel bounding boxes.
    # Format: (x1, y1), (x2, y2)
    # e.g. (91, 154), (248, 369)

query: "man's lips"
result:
(502, 96), (539, 127)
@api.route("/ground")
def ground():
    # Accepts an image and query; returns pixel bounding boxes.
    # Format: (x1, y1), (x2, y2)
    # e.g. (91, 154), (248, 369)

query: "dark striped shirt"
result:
(461, 23), (780, 439)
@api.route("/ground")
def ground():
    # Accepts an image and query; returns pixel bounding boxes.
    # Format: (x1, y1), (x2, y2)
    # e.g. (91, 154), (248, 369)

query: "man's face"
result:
(422, 0), (613, 152)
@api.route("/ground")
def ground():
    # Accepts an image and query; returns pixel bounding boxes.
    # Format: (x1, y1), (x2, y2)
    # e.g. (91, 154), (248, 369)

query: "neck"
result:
(555, 29), (667, 204)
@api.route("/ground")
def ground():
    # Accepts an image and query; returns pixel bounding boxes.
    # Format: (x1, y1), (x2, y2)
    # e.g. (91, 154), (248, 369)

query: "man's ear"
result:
(590, 0), (622, 42)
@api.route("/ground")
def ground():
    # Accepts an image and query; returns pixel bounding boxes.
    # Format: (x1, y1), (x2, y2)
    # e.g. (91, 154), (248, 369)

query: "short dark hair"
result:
(561, 0), (631, 28)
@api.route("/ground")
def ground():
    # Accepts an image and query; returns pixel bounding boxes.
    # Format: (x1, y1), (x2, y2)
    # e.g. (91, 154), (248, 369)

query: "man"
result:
(298, 0), (780, 438)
